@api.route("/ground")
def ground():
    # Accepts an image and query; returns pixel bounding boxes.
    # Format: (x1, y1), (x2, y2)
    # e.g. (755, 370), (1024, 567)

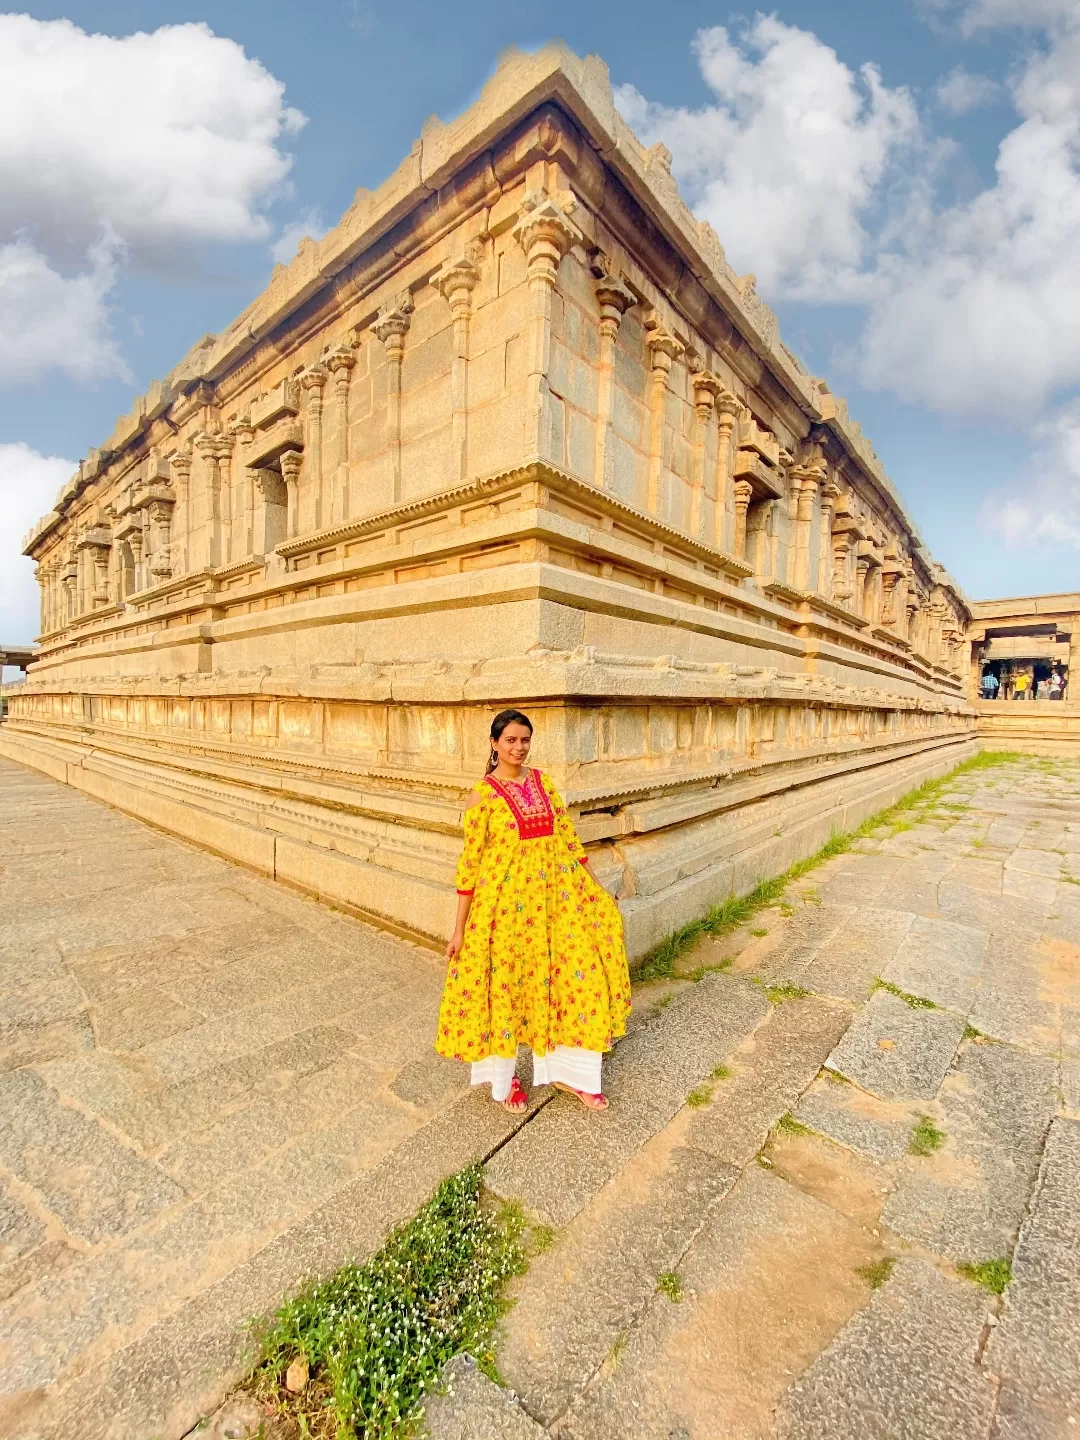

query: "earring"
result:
(490, 750), (498, 766)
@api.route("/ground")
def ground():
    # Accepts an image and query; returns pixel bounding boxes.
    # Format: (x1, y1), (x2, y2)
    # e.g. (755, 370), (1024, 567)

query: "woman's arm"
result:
(446, 891), (473, 960)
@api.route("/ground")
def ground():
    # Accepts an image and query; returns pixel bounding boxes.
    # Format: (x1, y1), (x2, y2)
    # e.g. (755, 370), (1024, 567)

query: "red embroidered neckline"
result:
(484, 768), (555, 839)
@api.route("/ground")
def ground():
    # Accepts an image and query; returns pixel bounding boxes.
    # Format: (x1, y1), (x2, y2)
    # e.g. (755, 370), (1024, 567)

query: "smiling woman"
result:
(437, 709), (632, 1114)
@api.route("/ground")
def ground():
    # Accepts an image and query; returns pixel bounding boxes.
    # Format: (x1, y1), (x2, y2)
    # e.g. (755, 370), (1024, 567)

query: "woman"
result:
(436, 709), (631, 1113)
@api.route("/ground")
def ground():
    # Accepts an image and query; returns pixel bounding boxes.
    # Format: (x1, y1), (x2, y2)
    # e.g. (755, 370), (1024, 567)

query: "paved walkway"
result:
(2, 755), (1080, 1440)
(0, 757), (525, 1440)
(426, 755), (1080, 1440)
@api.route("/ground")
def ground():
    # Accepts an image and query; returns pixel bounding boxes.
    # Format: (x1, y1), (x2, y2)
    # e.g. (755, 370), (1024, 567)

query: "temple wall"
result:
(3, 44), (976, 957)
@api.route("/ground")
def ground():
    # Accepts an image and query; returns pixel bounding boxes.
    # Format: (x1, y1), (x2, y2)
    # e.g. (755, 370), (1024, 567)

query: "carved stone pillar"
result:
(817, 480), (841, 598)
(791, 461), (824, 591)
(170, 448), (192, 576)
(432, 250), (482, 485)
(194, 432), (224, 570)
(325, 348), (356, 524)
(513, 196), (583, 465)
(592, 270), (635, 491)
(732, 479), (753, 560)
(855, 558), (871, 618)
(373, 293), (414, 504)
(147, 500), (174, 581)
(61, 561), (76, 623)
(300, 366), (328, 534)
(712, 393), (742, 553)
(229, 417), (255, 558)
(643, 311), (683, 517)
(280, 448), (304, 539)
(689, 371), (722, 539)
(747, 498), (778, 579)
(831, 533), (856, 605)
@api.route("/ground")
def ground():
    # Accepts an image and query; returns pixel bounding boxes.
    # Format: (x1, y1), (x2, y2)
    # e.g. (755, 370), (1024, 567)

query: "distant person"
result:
(1013, 671), (1029, 700)
(1050, 668), (1064, 700)
(981, 671), (999, 699)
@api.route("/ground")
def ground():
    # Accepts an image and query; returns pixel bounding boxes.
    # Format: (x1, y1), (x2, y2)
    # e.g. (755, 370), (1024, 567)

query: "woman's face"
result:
(494, 722), (532, 768)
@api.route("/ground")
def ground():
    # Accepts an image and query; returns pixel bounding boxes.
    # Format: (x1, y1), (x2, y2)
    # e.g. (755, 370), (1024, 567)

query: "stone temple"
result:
(2, 44), (975, 958)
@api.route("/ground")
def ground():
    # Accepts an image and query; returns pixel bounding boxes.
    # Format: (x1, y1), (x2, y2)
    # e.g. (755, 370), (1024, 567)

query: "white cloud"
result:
(0, 443), (75, 647)
(954, 0), (1080, 34)
(0, 15), (306, 383)
(981, 401), (1080, 547)
(271, 209), (327, 266)
(935, 67), (1001, 114)
(614, 17), (920, 299)
(0, 233), (130, 385)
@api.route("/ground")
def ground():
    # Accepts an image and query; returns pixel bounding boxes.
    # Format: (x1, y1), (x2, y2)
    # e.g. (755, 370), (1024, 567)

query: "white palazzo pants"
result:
(471, 1046), (603, 1101)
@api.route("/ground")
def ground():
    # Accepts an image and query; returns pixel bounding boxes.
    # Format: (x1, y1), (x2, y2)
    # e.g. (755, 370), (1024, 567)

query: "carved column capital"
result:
(691, 370), (724, 418)
(643, 311), (683, 374)
(372, 292), (414, 353)
(431, 254), (481, 316)
(326, 347), (357, 380)
(512, 196), (583, 284)
(170, 447), (193, 482)
(594, 272), (636, 340)
(279, 448), (303, 486)
(300, 365), (328, 395)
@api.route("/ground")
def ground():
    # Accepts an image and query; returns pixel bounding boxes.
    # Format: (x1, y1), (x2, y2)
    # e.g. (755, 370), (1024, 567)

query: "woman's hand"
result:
(445, 927), (465, 961)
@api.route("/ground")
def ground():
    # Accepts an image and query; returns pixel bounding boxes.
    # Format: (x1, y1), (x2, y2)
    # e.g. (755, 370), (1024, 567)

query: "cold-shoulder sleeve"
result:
(454, 790), (490, 894)
(544, 774), (588, 865)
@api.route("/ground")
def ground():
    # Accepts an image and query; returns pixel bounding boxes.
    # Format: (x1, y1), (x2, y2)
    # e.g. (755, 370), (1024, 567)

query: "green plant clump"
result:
(776, 1111), (812, 1138)
(635, 751), (1019, 981)
(856, 1258), (896, 1290)
(250, 1166), (526, 1439)
(957, 1257), (1012, 1295)
(657, 1270), (684, 1302)
(686, 1084), (713, 1109)
(874, 978), (937, 1010)
(909, 1115), (946, 1157)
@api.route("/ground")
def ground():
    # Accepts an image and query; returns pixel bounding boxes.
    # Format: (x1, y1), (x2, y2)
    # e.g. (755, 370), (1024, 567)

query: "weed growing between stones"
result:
(248, 1166), (526, 1439)
(873, 978), (937, 1010)
(856, 1258), (896, 1290)
(686, 1084), (714, 1108)
(710, 1064), (733, 1081)
(762, 981), (811, 1004)
(957, 1258), (1012, 1295)
(657, 1271), (684, 1302)
(909, 1115), (946, 1156)
(776, 1111), (812, 1138)
(635, 752), (1019, 981)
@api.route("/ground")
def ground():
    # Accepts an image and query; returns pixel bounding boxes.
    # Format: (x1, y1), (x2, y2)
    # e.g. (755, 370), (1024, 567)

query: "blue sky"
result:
(1, 0), (1078, 649)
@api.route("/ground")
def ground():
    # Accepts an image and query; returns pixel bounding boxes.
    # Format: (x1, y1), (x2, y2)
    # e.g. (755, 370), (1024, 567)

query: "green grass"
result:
(962, 1023), (984, 1041)
(710, 1064), (733, 1081)
(657, 1271), (684, 1302)
(909, 1115), (946, 1157)
(855, 1258), (896, 1290)
(529, 1224), (557, 1256)
(635, 752), (1019, 982)
(874, 978), (937, 1010)
(761, 981), (811, 1004)
(776, 1111), (812, 1138)
(957, 1258), (1011, 1295)
(749, 927), (769, 938)
(248, 1166), (526, 1439)
(686, 1084), (714, 1109)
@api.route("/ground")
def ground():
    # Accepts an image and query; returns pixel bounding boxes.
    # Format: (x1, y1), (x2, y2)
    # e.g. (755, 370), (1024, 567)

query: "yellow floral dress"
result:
(435, 769), (632, 1064)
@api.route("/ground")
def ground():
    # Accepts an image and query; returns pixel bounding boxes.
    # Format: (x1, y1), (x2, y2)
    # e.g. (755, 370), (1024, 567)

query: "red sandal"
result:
(553, 1082), (609, 1112)
(500, 1076), (529, 1113)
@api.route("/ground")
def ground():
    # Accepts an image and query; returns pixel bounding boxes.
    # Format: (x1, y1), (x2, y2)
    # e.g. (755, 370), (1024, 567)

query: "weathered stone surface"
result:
(421, 1355), (546, 1439)
(824, 990), (967, 1101)
(497, 1134), (738, 1425)
(984, 1118), (1080, 1431)
(774, 1260), (996, 1440)
(484, 974), (770, 1225)
(798, 908), (916, 1002)
(0, 1070), (185, 1245)
(687, 994), (851, 1165)
(0, 1183), (45, 1264)
(794, 1077), (915, 1161)
(880, 914), (987, 1013)
(883, 1041), (1058, 1260)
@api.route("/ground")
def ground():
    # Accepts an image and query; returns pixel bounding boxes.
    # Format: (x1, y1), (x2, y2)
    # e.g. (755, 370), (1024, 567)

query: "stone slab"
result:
(497, 1136), (738, 1425)
(422, 1355), (546, 1439)
(883, 1040), (1058, 1261)
(0, 1070), (185, 1246)
(797, 908), (916, 1003)
(984, 1117), (1080, 1428)
(484, 974), (770, 1225)
(794, 1078), (915, 1162)
(774, 1259), (996, 1440)
(880, 914), (988, 1014)
(687, 994), (851, 1165)
(824, 990), (967, 1102)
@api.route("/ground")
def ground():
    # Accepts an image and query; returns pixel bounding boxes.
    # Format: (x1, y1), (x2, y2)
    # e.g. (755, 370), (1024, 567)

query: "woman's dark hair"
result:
(486, 709), (533, 774)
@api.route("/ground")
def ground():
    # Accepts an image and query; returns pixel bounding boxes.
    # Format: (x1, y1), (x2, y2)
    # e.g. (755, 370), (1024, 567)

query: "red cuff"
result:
(456, 888), (475, 896)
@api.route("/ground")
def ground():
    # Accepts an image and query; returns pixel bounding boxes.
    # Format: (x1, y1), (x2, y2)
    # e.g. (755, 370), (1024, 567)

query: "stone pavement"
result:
(4, 754), (1080, 1440)
(424, 755), (1080, 1440)
(0, 756), (533, 1440)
